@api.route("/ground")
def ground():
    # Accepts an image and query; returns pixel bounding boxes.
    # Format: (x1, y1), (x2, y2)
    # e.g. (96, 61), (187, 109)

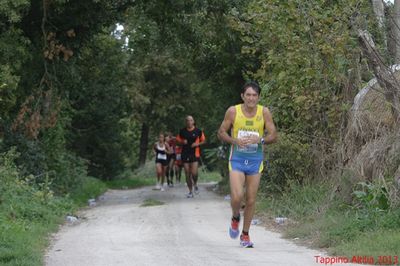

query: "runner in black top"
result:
(176, 115), (206, 198)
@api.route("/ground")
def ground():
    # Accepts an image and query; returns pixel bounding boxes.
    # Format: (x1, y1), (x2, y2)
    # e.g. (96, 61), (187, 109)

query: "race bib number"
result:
(157, 153), (167, 160)
(176, 154), (181, 160)
(236, 130), (259, 153)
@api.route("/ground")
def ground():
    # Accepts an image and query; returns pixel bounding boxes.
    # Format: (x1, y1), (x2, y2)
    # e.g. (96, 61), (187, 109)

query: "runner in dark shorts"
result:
(176, 115), (206, 198)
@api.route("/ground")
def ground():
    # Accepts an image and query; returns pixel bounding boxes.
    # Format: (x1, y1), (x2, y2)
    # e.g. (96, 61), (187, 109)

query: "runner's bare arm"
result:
(218, 107), (248, 148)
(191, 132), (206, 147)
(262, 107), (277, 144)
(165, 143), (172, 154)
(217, 106), (235, 143)
(176, 134), (187, 145)
(198, 139), (206, 146)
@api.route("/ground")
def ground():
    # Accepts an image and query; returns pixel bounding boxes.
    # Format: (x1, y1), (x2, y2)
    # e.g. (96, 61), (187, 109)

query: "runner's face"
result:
(159, 134), (165, 142)
(241, 87), (259, 108)
(186, 116), (194, 128)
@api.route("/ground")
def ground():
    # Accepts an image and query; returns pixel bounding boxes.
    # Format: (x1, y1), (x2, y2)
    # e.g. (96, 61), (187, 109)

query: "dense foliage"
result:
(1, 0), (394, 189)
(1, 0), (394, 192)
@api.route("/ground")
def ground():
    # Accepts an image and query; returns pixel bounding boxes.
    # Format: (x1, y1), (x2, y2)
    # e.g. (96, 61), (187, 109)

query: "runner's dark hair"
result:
(242, 80), (261, 95)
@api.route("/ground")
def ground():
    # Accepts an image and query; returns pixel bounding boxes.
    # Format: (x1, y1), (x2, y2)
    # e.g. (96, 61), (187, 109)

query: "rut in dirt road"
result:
(45, 183), (326, 266)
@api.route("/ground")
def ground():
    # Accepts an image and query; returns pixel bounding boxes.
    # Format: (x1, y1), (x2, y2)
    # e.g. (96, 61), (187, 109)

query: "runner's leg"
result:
(166, 156), (171, 185)
(165, 164), (170, 185)
(161, 164), (167, 189)
(184, 162), (192, 193)
(156, 163), (163, 188)
(191, 161), (199, 189)
(169, 158), (175, 185)
(228, 170), (245, 239)
(179, 166), (182, 183)
(230, 170), (246, 217)
(174, 164), (179, 183)
(242, 173), (261, 233)
(176, 164), (182, 183)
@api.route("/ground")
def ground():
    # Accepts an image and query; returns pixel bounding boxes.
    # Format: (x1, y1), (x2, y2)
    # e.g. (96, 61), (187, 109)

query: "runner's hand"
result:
(235, 138), (250, 148)
(246, 135), (260, 145)
(183, 140), (188, 145)
(191, 143), (197, 148)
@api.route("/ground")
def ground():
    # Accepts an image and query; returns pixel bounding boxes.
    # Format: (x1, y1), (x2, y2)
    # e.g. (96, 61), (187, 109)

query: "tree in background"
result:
(2, 0), (138, 186)
(121, 1), (245, 166)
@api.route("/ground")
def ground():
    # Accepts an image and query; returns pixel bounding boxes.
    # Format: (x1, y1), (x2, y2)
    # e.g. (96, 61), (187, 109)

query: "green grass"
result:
(0, 174), (106, 266)
(0, 219), (62, 266)
(0, 200), (72, 266)
(140, 198), (165, 207)
(333, 230), (400, 260)
(199, 169), (222, 183)
(256, 180), (400, 259)
(128, 159), (157, 179)
(70, 176), (108, 205)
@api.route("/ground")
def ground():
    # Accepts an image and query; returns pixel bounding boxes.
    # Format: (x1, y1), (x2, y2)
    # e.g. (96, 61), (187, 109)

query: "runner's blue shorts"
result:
(229, 159), (263, 176)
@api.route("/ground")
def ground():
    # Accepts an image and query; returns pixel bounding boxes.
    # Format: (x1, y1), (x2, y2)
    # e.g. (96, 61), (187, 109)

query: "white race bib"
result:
(236, 130), (259, 153)
(157, 153), (167, 160)
(176, 154), (181, 160)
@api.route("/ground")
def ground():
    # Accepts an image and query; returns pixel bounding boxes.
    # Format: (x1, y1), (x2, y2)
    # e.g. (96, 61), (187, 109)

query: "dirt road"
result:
(45, 183), (327, 266)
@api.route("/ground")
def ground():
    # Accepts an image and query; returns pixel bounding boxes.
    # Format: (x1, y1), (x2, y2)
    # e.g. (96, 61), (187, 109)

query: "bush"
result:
(0, 149), (74, 265)
(260, 180), (331, 220)
(69, 176), (107, 205)
(257, 177), (400, 256)
(2, 117), (88, 195)
(0, 148), (106, 266)
(262, 132), (312, 192)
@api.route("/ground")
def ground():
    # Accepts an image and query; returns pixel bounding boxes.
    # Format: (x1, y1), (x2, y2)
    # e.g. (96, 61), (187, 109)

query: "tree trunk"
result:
(358, 30), (400, 123)
(138, 122), (149, 166)
(394, 0), (400, 63)
(372, 0), (387, 48)
(372, 0), (385, 28)
(387, 4), (397, 59)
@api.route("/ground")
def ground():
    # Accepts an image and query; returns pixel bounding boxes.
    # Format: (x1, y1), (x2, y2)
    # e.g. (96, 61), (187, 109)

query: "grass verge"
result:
(0, 175), (106, 266)
(199, 169), (222, 183)
(256, 180), (400, 260)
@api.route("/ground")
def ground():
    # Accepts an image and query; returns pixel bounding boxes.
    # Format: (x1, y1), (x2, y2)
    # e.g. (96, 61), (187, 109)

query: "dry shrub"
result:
(12, 90), (61, 139)
(345, 78), (393, 154)
(341, 72), (400, 206)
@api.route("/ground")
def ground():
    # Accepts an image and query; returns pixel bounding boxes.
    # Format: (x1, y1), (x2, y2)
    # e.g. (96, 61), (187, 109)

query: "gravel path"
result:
(45, 183), (333, 266)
